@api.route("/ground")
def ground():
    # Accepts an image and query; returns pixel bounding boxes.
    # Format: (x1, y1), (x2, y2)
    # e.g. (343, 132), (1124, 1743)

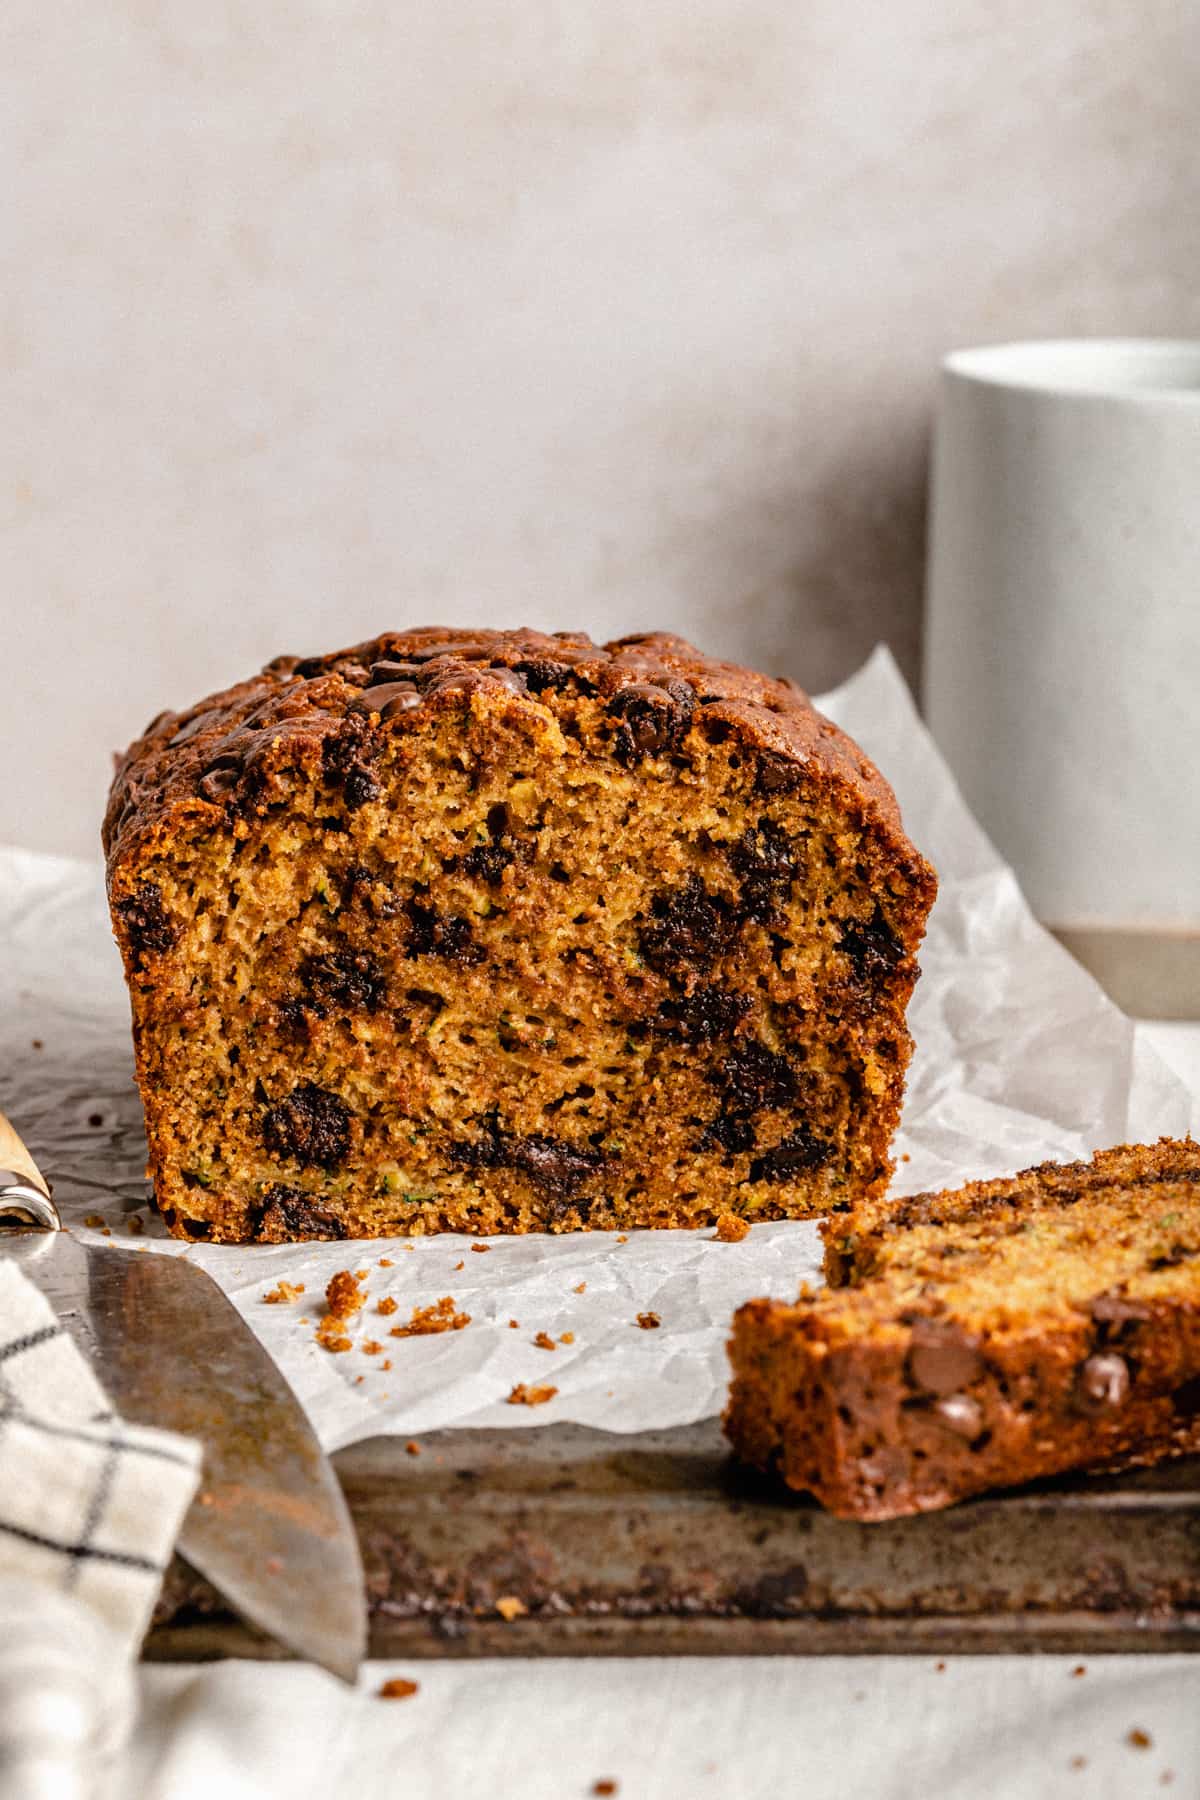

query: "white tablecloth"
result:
(106, 1021), (1200, 1800)
(125, 1653), (1197, 1800)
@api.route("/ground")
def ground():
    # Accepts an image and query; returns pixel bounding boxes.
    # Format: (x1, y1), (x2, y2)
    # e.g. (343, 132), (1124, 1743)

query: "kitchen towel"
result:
(0, 1257), (201, 1642)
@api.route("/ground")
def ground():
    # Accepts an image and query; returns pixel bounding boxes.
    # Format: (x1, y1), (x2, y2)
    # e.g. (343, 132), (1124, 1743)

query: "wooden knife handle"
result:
(0, 1109), (60, 1229)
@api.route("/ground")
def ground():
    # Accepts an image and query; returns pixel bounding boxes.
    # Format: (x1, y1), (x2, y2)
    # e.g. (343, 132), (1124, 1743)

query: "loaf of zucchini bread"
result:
(104, 628), (935, 1243)
(725, 1139), (1200, 1519)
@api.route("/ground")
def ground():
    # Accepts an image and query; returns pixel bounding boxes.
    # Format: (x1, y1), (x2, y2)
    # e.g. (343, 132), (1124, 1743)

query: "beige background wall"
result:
(4, 1), (1199, 856)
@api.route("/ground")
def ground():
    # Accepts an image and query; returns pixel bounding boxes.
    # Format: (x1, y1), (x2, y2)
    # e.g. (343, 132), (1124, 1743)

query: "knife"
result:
(0, 1109), (366, 1686)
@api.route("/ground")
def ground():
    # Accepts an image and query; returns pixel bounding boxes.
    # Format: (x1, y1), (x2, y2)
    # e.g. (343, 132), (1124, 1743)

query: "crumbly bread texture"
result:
(103, 628), (935, 1244)
(725, 1139), (1200, 1519)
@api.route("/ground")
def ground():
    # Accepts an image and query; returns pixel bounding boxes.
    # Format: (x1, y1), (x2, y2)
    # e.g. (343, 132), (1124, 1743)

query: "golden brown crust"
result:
(828, 1138), (1200, 1277)
(103, 628), (926, 897)
(725, 1138), (1200, 1520)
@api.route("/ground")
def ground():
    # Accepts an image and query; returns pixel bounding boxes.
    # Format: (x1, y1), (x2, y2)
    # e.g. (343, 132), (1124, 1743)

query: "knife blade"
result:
(0, 1113), (366, 1685)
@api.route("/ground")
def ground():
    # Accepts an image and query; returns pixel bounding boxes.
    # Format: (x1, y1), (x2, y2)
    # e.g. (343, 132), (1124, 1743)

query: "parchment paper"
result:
(1, 649), (1192, 1452)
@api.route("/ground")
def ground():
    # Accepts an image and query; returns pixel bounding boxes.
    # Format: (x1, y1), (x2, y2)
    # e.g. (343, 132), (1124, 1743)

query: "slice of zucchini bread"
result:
(725, 1139), (1200, 1519)
(103, 628), (935, 1244)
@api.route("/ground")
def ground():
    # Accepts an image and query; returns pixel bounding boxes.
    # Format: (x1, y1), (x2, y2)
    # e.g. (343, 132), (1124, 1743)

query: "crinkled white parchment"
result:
(0, 649), (1192, 1452)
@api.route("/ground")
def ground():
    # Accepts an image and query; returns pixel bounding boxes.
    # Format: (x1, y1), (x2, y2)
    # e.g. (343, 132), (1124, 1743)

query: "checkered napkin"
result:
(0, 1256), (201, 1646)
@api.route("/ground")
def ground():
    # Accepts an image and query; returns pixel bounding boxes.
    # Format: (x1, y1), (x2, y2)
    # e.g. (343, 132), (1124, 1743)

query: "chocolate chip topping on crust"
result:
(607, 678), (695, 763)
(102, 628), (922, 881)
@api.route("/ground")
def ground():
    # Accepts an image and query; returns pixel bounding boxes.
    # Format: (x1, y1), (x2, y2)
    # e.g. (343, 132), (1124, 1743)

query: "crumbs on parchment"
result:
(263, 1280), (305, 1305)
(634, 1312), (661, 1330)
(507, 1382), (557, 1407)
(471, 1243), (491, 1253)
(316, 1267), (367, 1352)
(316, 1317), (352, 1353)
(714, 1213), (749, 1243)
(326, 1269), (366, 1319)
(378, 1678), (419, 1701)
(533, 1331), (557, 1352)
(390, 1296), (471, 1338)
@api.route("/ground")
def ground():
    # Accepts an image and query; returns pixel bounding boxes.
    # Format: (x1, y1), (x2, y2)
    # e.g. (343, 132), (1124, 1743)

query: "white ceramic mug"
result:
(924, 339), (1200, 1017)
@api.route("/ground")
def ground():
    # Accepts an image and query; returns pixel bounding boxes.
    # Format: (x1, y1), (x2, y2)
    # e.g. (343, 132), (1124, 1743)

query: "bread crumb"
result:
(325, 1269), (366, 1320)
(381, 1359), (392, 1371)
(316, 1316), (352, 1353)
(470, 1243), (491, 1253)
(405, 1439), (421, 1456)
(934, 1661), (945, 1673)
(573, 1281), (587, 1294)
(714, 1213), (750, 1243)
(263, 1280), (305, 1304)
(378, 1677), (419, 1700)
(593, 1783), (618, 1796)
(533, 1331), (557, 1351)
(1128, 1730), (1152, 1750)
(1071, 1665), (1086, 1678)
(495, 1595), (527, 1621)
(377, 1296), (399, 1316)
(508, 1318), (520, 1329)
(560, 1332), (575, 1345)
(507, 1382), (558, 1407)
(616, 1235), (628, 1244)
(1069, 1757), (1087, 1771)
(453, 1259), (463, 1270)
(361, 1339), (383, 1355)
(390, 1295), (471, 1337)
(405, 1243), (415, 1252)
(84, 1213), (106, 1229)
(635, 1312), (661, 1330)
(126, 1215), (144, 1236)
(379, 1257), (393, 1267)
